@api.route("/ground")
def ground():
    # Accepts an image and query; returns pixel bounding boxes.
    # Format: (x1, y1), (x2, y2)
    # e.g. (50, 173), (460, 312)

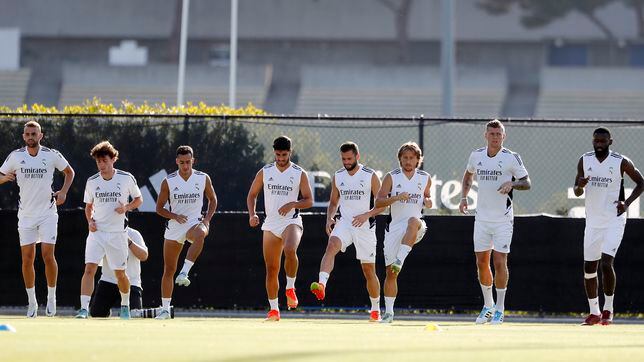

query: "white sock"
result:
(588, 297), (601, 315)
(268, 298), (279, 311)
(603, 294), (614, 313)
(286, 276), (296, 289)
(26, 287), (37, 305)
(180, 260), (194, 275)
(396, 244), (412, 264)
(370, 297), (380, 312)
(120, 292), (130, 307)
(480, 283), (494, 308)
(495, 288), (507, 312)
(162, 298), (172, 311)
(318, 272), (330, 286)
(385, 296), (396, 314)
(47, 286), (56, 301)
(80, 295), (91, 310)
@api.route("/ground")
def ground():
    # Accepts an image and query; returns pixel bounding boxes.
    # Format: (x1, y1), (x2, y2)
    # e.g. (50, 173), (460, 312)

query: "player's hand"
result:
(352, 213), (369, 228)
(278, 202), (293, 216)
(174, 214), (188, 224)
(325, 218), (336, 236)
(577, 176), (591, 188)
(615, 201), (628, 216)
(0, 172), (16, 183)
(88, 219), (97, 232)
(249, 214), (260, 227)
(54, 190), (67, 206)
(396, 192), (410, 202)
(459, 198), (469, 214)
(423, 197), (432, 208)
(114, 201), (128, 214)
(497, 181), (513, 194)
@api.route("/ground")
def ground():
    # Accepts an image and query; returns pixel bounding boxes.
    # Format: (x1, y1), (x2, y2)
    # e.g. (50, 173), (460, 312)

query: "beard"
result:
(344, 162), (358, 171)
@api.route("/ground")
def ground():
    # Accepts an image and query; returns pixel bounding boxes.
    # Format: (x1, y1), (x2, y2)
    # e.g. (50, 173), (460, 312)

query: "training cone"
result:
(424, 323), (441, 332)
(0, 324), (16, 332)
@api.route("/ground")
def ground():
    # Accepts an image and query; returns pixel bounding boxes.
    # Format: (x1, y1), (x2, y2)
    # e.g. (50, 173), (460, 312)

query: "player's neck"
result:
(595, 149), (609, 162)
(487, 145), (502, 157)
(26, 144), (41, 157)
(402, 168), (415, 179)
(347, 164), (361, 176)
(276, 161), (291, 172)
(179, 169), (193, 180)
(100, 168), (116, 180)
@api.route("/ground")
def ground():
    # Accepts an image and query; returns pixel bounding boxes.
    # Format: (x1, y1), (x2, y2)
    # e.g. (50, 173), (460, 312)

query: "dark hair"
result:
(486, 119), (505, 131)
(176, 145), (194, 157)
(340, 141), (359, 155)
(593, 127), (611, 138)
(397, 141), (423, 167)
(90, 141), (119, 159)
(273, 136), (292, 151)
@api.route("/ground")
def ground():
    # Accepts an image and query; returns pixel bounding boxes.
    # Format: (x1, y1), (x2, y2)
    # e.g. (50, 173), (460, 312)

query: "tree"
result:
(376, 0), (414, 63)
(477, 0), (617, 40)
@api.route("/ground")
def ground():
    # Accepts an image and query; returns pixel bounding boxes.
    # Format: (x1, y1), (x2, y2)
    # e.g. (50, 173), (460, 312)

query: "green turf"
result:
(2, 316), (644, 361)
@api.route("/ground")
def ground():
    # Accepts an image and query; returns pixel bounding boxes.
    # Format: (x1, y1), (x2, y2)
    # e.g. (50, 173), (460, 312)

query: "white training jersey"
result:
(334, 164), (375, 229)
(262, 162), (304, 222)
(0, 146), (69, 218)
(166, 169), (208, 228)
(100, 227), (147, 288)
(84, 169), (142, 232)
(582, 151), (626, 228)
(389, 168), (430, 226)
(466, 147), (529, 222)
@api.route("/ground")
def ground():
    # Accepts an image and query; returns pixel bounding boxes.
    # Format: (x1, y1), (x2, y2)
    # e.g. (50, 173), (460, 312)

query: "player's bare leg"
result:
(382, 266), (398, 323)
(582, 259), (601, 325)
(114, 269), (131, 319)
(475, 250), (495, 324)
(282, 224), (302, 309)
(21, 244), (37, 317)
(311, 236), (342, 301)
(600, 254), (616, 325)
(491, 251), (509, 324)
(176, 225), (207, 287)
(263, 231), (283, 320)
(157, 239), (182, 319)
(361, 262), (381, 321)
(76, 263), (98, 318)
(41, 243), (58, 316)
(391, 218), (422, 274)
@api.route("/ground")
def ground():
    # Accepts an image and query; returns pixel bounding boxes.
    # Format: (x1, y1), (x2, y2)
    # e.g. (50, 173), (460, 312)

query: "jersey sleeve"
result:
(127, 228), (148, 253)
(83, 180), (94, 204)
(0, 152), (15, 175)
(466, 152), (476, 174)
(511, 153), (529, 179)
(128, 175), (142, 199)
(52, 150), (70, 171)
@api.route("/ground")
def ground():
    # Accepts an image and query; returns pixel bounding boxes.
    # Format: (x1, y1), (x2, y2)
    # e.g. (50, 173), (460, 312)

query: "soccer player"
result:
(76, 141), (142, 319)
(375, 142), (431, 323)
(459, 120), (531, 325)
(155, 146), (217, 320)
(247, 136), (313, 321)
(309, 142), (384, 322)
(573, 127), (643, 325)
(90, 227), (148, 317)
(0, 120), (75, 318)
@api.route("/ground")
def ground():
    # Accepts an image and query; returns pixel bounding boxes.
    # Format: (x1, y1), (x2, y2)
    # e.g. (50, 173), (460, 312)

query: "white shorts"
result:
(330, 221), (377, 263)
(584, 221), (626, 261)
(383, 218), (427, 266)
(164, 220), (202, 245)
(18, 213), (58, 246)
(262, 216), (303, 239)
(85, 230), (128, 270)
(473, 220), (513, 254)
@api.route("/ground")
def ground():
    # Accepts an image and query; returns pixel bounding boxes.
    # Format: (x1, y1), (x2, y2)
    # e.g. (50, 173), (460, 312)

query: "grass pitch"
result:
(2, 315), (644, 361)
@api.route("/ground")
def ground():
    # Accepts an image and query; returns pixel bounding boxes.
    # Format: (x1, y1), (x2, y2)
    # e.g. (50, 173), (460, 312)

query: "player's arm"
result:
(117, 196), (142, 214)
(85, 203), (97, 232)
(325, 178), (341, 235)
(246, 169), (263, 227)
(0, 154), (16, 184)
(202, 175), (218, 228)
(156, 179), (187, 223)
(616, 157), (644, 216)
(55, 165), (75, 205)
(423, 177), (433, 208)
(459, 170), (475, 214)
(277, 172), (314, 216)
(500, 175), (531, 194)
(375, 173), (408, 208)
(353, 173), (385, 227)
(128, 239), (149, 261)
(573, 157), (588, 197)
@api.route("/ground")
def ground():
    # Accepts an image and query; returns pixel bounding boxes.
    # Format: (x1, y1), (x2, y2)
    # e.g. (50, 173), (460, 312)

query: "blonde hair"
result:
(24, 121), (42, 132)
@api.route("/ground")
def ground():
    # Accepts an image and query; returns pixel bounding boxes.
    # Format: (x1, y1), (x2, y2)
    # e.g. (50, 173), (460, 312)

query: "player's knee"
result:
(360, 263), (376, 277)
(41, 252), (56, 264)
(407, 217), (421, 230)
(265, 264), (280, 276)
(283, 244), (298, 257)
(326, 238), (342, 253)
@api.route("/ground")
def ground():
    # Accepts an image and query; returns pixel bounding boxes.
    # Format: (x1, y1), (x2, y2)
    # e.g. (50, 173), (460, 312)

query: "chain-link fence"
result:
(1, 114), (643, 217)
